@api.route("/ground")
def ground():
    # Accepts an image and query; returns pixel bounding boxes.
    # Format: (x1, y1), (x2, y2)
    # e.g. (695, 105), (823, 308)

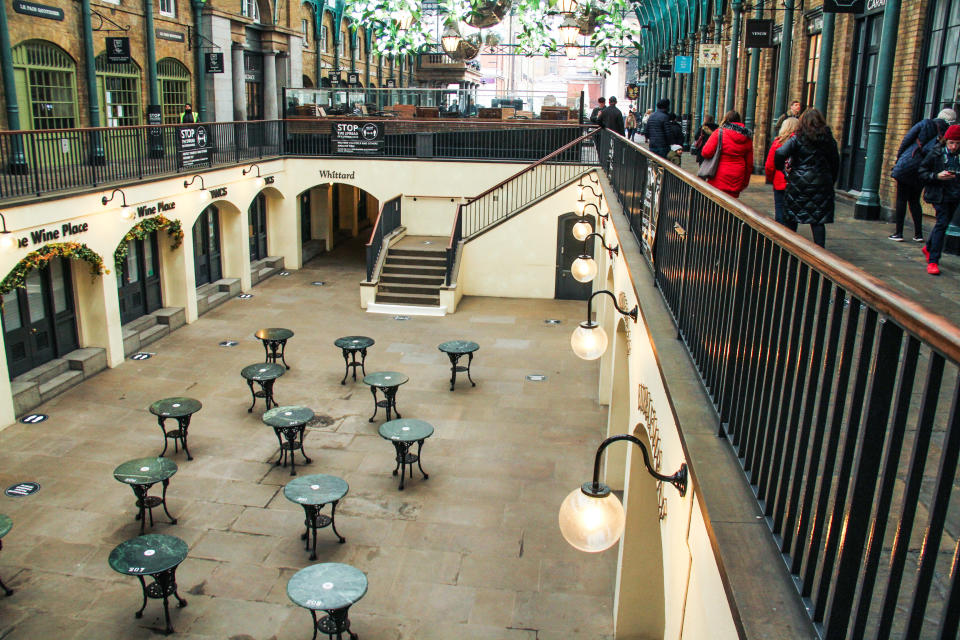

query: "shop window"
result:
(11, 40), (78, 130)
(302, 19), (310, 45)
(159, 0), (176, 17)
(242, 0), (260, 23)
(919, 0), (960, 119)
(803, 32), (821, 110)
(321, 25), (329, 52)
(157, 58), (191, 124)
(95, 54), (142, 126)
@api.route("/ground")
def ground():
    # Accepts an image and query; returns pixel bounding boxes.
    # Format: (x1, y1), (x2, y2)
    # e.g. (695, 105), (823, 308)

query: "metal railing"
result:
(365, 195), (402, 281)
(600, 130), (960, 640)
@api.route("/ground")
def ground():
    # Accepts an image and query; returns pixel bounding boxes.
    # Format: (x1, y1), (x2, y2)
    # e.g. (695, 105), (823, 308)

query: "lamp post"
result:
(559, 432), (687, 552)
(743, 0), (763, 132)
(570, 290), (637, 361)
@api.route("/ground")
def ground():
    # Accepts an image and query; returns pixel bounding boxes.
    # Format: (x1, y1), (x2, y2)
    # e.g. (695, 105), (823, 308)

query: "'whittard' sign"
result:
(318, 170), (356, 180)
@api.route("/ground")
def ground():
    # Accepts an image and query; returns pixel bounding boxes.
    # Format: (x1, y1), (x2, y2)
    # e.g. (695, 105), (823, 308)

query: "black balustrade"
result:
(365, 196), (401, 282)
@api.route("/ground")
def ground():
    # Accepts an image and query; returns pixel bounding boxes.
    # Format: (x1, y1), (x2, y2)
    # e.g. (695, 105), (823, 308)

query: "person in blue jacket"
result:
(918, 124), (960, 276)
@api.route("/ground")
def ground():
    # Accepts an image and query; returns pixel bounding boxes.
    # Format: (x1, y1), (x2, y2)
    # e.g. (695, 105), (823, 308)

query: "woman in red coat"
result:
(700, 110), (754, 198)
(765, 116), (800, 226)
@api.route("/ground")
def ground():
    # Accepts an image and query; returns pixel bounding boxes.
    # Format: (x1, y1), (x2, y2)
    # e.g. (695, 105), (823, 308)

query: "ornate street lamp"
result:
(441, 22), (463, 54)
(559, 15), (581, 46)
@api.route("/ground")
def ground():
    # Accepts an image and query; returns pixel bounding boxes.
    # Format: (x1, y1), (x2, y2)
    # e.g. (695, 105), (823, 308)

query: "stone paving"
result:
(0, 240), (616, 639)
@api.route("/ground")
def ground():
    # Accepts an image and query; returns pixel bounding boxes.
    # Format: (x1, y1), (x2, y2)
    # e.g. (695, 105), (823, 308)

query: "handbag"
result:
(697, 129), (722, 179)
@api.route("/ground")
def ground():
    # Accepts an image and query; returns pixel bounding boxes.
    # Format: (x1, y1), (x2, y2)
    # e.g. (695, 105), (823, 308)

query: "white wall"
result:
(209, 15), (234, 123)
(401, 196), (464, 236)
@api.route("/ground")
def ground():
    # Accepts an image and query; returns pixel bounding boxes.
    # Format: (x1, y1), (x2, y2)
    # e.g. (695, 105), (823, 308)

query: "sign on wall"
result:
(177, 124), (214, 169)
(106, 38), (131, 64)
(347, 72), (360, 85)
(658, 63), (672, 78)
(745, 19), (775, 48)
(333, 122), (384, 155)
(698, 44), (723, 68)
(156, 29), (185, 42)
(205, 52), (225, 74)
(626, 84), (640, 100)
(385, 79), (397, 88)
(12, 0), (63, 20)
(674, 56), (693, 74)
(642, 163), (664, 259)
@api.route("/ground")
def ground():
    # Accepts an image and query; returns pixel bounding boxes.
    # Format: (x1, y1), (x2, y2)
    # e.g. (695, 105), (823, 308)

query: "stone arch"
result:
(294, 182), (381, 255)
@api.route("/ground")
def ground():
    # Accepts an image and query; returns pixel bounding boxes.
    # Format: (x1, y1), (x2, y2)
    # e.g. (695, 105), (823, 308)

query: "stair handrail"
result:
(365, 195), (402, 281)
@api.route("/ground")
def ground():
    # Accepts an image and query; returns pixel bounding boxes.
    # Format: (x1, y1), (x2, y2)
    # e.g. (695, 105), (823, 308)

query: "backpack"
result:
(892, 135), (940, 186)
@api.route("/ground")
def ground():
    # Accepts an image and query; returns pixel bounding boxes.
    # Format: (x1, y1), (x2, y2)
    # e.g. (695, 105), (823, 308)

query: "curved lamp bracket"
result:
(582, 432), (688, 498)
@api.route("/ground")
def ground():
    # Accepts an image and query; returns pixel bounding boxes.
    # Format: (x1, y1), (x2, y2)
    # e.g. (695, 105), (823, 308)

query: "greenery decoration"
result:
(114, 215), (184, 272)
(0, 243), (105, 298)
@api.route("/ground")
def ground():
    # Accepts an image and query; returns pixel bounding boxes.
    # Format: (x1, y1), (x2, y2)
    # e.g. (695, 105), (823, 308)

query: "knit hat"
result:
(939, 108), (957, 124)
(945, 124), (960, 141)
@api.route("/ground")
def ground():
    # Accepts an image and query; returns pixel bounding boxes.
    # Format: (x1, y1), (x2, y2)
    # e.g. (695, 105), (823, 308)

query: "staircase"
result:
(250, 256), (285, 286)
(11, 347), (107, 416)
(375, 238), (447, 306)
(122, 307), (186, 357)
(197, 278), (241, 316)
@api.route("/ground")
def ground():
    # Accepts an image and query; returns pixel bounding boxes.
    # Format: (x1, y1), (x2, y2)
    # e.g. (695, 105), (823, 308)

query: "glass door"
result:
(248, 193), (268, 261)
(118, 232), (162, 325)
(193, 206), (222, 286)
(840, 14), (883, 191)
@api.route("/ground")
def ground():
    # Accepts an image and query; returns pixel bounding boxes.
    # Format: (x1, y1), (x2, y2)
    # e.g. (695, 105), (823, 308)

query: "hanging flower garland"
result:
(344, 0), (432, 58)
(113, 215), (184, 272)
(0, 243), (106, 298)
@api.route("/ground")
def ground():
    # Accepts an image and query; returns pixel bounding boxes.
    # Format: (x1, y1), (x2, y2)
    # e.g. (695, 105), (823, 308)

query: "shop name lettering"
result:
(136, 201), (176, 218)
(866, 0), (886, 8)
(17, 222), (89, 248)
(318, 170), (356, 179)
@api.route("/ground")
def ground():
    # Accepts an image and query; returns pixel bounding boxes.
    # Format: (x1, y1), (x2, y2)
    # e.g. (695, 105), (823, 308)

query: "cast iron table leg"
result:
(152, 566), (187, 635)
(159, 478), (177, 525)
(132, 484), (149, 534)
(465, 352), (475, 387)
(384, 386), (400, 420)
(416, 439), (429, 481)
(246, 380), (258, 413)
(359, 348), (368, 378)
(368, 386), (379, 422)
(340, 348), (351, 384)
(177, 415), (193, 460)
(158, 416), (170, 457)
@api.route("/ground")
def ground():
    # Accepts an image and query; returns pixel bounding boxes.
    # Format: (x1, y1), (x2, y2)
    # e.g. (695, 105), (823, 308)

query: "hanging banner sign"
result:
(385, 79), (396, 88)
(106, 37), (131, 64)
(745, 19), (775, 47)
(626, 84), (640, 100)
(205, 52), (224, 74)
(823, 0), (864, 12)
(658, 63), (672, 78)
(177, 124), (214, 169)
(347, 72), (360, 85)
(333, 122), (384, 155)
(12, 0), (63, 20)
(156, 29), (185, 42)
(674, 56), (693, 73)
(698, 44), (723, 68)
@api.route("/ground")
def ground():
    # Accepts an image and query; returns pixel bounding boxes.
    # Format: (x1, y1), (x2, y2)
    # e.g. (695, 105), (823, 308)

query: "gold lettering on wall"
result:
(618, 292), (632, 355)
(638, 381), (668, 520)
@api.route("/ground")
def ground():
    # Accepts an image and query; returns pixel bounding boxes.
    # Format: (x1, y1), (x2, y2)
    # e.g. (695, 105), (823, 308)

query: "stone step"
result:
(151, 307), (185, 331)
(380, 273), (446, 286)
(259, 267), (275, 279)
(13, 358), (68, 385)
(123, 314), (158, 334)
(38, 369), (84, 402)
(385, 256), (447, 267)
(215, 278), (241, 296)
(382, 264), (446, 277)
(138, 324), (170, 349)
(206, 291), (230, 309)
(379, 282), (441, 296)
(375, 292), (441, 306)
(390, 247), (447, 257)
(196, 282), (219, 298)
(63, 348), (107, 377)
(265, 256), (285, 269)
(12, 381), (40, 416)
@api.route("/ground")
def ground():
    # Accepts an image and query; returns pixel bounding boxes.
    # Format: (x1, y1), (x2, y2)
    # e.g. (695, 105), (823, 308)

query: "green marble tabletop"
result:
(334, 336), (375, 350)
(256, 328), (294, 341)
(438, 340), (479, 354)
(0, 514), (11, 539)
(108, 534), (188, 576)
(113, 457), (178, 485)
(241, 363), (286, 382)
(287, 563), (368, 610)
(283, 474), (348, 506)
(362, 371), (408, 388)
(378, 419), (434, 443)
(149, 397), (202, 418)
(263, 406), (314, 428)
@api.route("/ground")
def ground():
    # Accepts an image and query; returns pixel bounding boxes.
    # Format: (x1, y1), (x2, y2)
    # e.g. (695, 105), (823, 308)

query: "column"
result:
(695, 32), (707, 130)
(709, 20), (722, 119)
(266, 192), (301, 269)
(0, 0), (26, 172)
(264, 50), (278, 121)
(161, 220), (198, 323)
(772, 0), (794, 138)
(684, 41), (695, 146)
(725, 1), (743, 113)
(744, 0), (764, 132)
(81, 0), (105, 164)
(75, 269), (124, 368)
(814, 12), (835, 114)
(192, 0), (208, 122)
(232, 44), (246, 121)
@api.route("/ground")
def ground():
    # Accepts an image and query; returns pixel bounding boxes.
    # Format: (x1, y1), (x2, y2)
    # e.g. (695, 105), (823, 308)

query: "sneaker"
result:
(888, 233), (904, 242)
(913, 235), (924, 242)
(927, 262), (941, 275)
(922, 246), (931, 263)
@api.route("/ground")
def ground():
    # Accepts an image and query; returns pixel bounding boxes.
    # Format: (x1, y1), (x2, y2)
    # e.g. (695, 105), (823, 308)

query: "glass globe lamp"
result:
(199, 189), (212, 203)
(572, 219), (592, 241)
(558, 483), (625, 552)
(120, 204), (135, 221)
(0, 233), (15, 250)
(571, 255), (597, 282)
(559, 15), (580, 46)
(441, 23), (462, 54)
(565, 45), (579, 61)
(571, 320), (607, 360)
(254, 176), (266, 190)
(575, 196), (588, 216)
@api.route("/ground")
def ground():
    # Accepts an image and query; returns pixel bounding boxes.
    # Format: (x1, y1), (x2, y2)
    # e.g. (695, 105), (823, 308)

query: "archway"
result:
(295, 183), (380, 265)
(603, 316), (629, 491)
(113, 216), (183, 325)
(303, 75), (314, 88)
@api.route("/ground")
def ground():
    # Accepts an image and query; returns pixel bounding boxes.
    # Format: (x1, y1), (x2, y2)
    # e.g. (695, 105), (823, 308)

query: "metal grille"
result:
(96, 55), (141, 127)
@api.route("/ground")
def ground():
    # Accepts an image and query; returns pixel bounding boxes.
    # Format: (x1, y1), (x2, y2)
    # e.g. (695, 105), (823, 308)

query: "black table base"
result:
(247, 379), (278, 413)
(310, 606), (357, 640)
(368, 386), (401, 422)
(157, 415), (194, 460)
(0, 540), (11, 596)
(339, 348), (368, 385)
(445, 352), (476, 391)
(300, 502), (345, 560)
(135, 567), (187, 635)
(274, 426), (312, 476)
(130, 481), (177, 535)
(390, 440), (429, 490)
(262, 338), (291, 370)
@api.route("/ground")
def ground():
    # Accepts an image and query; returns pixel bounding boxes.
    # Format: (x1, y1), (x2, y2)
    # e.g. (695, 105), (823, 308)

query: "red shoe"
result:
(927, 262), (941, 275)
(922, 246), (930, 263)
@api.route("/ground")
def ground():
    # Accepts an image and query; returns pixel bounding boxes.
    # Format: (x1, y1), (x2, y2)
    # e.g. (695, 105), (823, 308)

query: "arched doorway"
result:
(295, 183), (379, 262)
(193, 204), (222, 286)
(248, 192), (268, 261)
(117, 231), (160, 324)
(303, 75), (314, 88)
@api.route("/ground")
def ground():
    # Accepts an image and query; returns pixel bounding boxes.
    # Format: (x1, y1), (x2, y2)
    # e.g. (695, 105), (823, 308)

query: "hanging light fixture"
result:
(559, 433), (687, 552)
(559, 14), (581, 46)
(184, 174), (211, 203)
(441, 22), (463, 54)
(0, 213), (15, 250)
(555, 0), (579, 14)
(577, 181), (602, 203)
(570, 290), (637, 360)
(570, 232), (619, 283)
(102, 188), (134, 221)
(565, 44), (579, 61)
(395, 10), (415, 31)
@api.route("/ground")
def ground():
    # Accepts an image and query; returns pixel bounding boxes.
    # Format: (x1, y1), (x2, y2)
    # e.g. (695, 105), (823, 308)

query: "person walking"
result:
(626, 109), (638, 141)
(917, 124), (960, 275)
(645, 99), (672, 158)
(598, 96), (626, 135)
(589, 97), (605, 124)
(765, 117), (800, 226)
(693, 115), (718, 165)
(774, 100), (802, 138)
(666, 113), (684, 165)
(774, 108), (840, 248)
(700, 110), (754, 198)
(640, 108), (653, 141)
(889, 108), (956, 241)
(179, 103), (197, 123)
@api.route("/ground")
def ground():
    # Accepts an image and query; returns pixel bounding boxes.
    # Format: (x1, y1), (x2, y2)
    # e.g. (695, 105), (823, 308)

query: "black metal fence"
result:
(601, 130), (960, 640)
(365, 195), (402, 282)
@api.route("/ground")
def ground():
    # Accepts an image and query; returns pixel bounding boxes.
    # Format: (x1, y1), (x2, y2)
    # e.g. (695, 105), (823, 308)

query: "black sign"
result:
(658, 64), (672, 78)
(205, 52), (225, 74)
(5, 482), (40, 497)
(13, 0), (63, 20)
(156, 29), (185, 42)
(347, 72), (360, 85)
(106, 38), (131, 64)
(20, 413), (48, 424)
(863, 0), (887, 14)
(745, 19), (774, 48)
(385, 79), (397, 88)
(626, 84), (640, 100)
(333, 121), (384, 155)
(176, 124), (214, 169)
(823, 0), (864, 11)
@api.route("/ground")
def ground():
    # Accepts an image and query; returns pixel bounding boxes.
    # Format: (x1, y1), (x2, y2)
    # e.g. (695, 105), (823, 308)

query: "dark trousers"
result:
(894, 181), (924, 237)
(773, 189), (787, 225)
(650, 146), (670, 159)
(926, 201), (959, 265)
(784, 219), (826, 247)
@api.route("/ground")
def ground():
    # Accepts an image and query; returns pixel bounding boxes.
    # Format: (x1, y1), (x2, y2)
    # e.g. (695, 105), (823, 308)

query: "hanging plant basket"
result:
(0, 242), (105, 298)
(463, 0), (512, 29)
(484, 32), (501, 46)
(449, 34), (482, 60)
(577, 7), (607, 36)
(114, 215), (184, 272)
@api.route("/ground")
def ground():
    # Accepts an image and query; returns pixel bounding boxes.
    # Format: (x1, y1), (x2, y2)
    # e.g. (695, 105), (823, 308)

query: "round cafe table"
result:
(263, 405), (314, 476)
(283, 474), (348, 560)
(362, 371), (408, 423)
(437, 340), (479, 391)
(108, 534), (188, 635)
(149, 397), (202, 460)
(0, 514), (13, 596)
(334, 336), (375, 384)
(287, 563), (367, 640)
(378, 419), (434, 490)
(256, 327), (294, 369)
(241, 362), (285, 413)
(113, 457), (178, 535)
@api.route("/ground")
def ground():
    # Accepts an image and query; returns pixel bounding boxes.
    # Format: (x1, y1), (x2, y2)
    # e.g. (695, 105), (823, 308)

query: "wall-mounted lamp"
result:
(184, 174), (211, 203)
(571, 232), (619, 283)
(577, 182), (603, 202)
(570, 289), (637, 360)
(0, 213), (15, 250)
(559, 432), (687, 552)
(575, 199), (607, 220)
(102, 188), (134, 221)
(242, 164), (265, 189)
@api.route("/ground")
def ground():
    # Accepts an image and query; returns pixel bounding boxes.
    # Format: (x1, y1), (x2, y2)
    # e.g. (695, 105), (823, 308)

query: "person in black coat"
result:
(645, 98), (671, 158)
(917, 124), (960, 275)
(589, 97), (605, 124)
(774, 108), (840, 248)
(598, 96), (625, 135)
